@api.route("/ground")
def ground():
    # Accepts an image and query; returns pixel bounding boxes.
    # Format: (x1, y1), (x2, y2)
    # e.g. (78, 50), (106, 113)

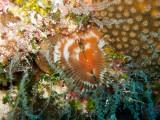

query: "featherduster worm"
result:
(54, 29), (107, 92)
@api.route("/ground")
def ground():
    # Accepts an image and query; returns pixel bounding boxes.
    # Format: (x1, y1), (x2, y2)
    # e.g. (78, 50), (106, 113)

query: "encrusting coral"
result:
(94, 0), (160, 78)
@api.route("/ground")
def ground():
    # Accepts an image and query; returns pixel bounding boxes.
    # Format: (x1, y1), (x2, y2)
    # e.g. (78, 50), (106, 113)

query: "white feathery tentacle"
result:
(63, 38), (74, 65)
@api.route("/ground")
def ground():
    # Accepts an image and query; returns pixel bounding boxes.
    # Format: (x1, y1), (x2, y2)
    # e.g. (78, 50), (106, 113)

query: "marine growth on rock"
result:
(0, 0), (160, 119)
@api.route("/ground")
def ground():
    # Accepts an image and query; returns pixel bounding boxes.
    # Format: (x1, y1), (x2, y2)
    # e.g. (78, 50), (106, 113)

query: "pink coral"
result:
(0, 0), (9, 15)
(59, 2), (69, 16)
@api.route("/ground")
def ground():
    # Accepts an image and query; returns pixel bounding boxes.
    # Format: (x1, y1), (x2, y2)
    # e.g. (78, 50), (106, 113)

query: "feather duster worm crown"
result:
(54, 29), (107, 92)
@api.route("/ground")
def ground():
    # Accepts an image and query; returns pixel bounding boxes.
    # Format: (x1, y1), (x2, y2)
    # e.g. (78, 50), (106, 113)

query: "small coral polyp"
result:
(54, 29), (106, 92)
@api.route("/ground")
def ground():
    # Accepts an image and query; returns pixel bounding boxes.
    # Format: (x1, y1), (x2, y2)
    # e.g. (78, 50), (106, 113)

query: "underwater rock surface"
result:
(0, 0), (160, 119)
